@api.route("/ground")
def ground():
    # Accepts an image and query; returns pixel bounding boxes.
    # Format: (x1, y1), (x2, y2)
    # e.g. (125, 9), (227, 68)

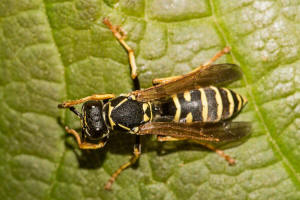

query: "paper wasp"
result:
(58, 18), (251, 190)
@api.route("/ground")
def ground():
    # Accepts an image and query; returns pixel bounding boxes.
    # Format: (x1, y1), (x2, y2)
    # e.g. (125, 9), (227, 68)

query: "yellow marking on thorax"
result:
(172, 94), (181, 122)
(186, 112), (193, 123)
(183, 91), (191, 101)
(114, 98), (128, 109)
(222, 88), (234, 117)
(210, 86), (222, 121)
(142, 102), (152, 122)
(143, 103), (148, 111)
(108, 102), (115, 129)
(148, 102), (153, 121)
(129, 94), (136, 100)
(118, 123), (130, 131)
(132, 127), (139, 134)
(144, 114), (150, 122)
(199, 88), (208, 122)
(237, 93), (242, 111)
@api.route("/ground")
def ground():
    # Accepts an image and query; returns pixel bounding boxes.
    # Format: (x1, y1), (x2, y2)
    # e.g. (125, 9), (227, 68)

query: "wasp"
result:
(58, 18), (251, 190)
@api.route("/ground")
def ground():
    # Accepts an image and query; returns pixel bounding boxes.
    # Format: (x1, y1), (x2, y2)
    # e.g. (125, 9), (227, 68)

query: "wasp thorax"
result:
(82, 100), (109, 140)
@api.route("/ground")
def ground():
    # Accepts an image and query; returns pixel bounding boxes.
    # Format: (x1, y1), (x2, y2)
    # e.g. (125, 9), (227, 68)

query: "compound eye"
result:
(82, 101), (109, 140)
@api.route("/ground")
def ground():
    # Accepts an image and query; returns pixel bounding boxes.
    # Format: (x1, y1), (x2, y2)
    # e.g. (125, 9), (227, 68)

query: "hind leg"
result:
(157, 136), (235, 165)
(152, 47), (231, 85)
(104, 141), (141, 190)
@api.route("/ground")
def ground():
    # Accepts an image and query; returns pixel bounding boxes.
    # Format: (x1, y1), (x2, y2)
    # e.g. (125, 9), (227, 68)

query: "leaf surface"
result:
(0, 0), (299, 199)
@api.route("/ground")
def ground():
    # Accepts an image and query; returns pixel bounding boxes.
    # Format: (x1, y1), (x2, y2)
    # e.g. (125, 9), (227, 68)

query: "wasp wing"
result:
(132, 64), (242, 102)
(137, 121), (251, 143)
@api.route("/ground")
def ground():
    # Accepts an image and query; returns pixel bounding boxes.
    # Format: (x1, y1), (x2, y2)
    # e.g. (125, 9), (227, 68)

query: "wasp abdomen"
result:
(160, 87), (247, 123)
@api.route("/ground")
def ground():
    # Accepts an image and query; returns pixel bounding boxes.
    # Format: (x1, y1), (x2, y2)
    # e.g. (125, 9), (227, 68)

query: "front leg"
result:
(65, 127), (106, 149)
(58, 94), (115, 108)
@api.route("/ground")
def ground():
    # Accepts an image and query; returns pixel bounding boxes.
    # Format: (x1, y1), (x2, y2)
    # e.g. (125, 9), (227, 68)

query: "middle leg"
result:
(103, 18), (138, 80)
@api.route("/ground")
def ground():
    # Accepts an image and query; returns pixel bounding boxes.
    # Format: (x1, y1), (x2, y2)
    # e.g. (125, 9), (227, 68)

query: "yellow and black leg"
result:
(103, 18), (138, 80)
(157, 136), (235, 165)
(65, 126), (106, 149)
(58, 94), (115, 108)
(104, 140), (141, 190)
(152, 47), (231, 86)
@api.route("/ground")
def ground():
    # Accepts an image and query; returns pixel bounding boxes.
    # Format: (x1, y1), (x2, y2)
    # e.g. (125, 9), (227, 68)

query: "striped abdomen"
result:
(160, 86), (247, 123)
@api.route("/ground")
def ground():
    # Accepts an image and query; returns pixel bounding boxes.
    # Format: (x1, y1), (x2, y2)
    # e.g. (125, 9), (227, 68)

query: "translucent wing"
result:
(137, 121), (251, 143)
(132, 64), (242, 102)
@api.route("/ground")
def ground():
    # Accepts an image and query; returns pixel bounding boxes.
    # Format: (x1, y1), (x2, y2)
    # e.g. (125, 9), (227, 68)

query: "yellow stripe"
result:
(143, 102), (153, 122)
(223, 88), (234, 117)
(186, 112), (193, 123)
(129, 94), (136, 100)
(143, 114), (150, 122)
(143, 103), (148, 111)
(237, 93), (242, 111)
(172, 94), (181, 122)
(118, 123), (130, 131)
(183, 91), (191, 101)
(132, 127), (139, 134)
(210, 86), (222, 121)
(114, 98), (127, 109)
(242, 95), (248, 105)
(108, 102), (115, 129)
(199, 88), (208, 122)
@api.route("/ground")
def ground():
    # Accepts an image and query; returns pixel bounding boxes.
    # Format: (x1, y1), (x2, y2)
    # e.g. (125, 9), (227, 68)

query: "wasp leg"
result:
(157, 135), (187, 142)
(104, 141), (141, 190)
(65, 126), (106, 149)
(152, 47), (231, 86)
(193, 141), (235, 165)
(152, 76), (181, 86)
(103, 18), (138, 80)
(58, 94), (115, 108)
(201, 46), (231, 68)
(157, 136), (235, 165)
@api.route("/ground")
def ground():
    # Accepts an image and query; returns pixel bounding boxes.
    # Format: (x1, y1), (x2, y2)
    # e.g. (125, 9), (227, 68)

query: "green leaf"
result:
(1, 0), (299, 200)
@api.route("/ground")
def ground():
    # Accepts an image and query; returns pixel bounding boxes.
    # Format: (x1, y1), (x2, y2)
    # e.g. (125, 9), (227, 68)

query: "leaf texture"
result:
(0, 0), (299, 200)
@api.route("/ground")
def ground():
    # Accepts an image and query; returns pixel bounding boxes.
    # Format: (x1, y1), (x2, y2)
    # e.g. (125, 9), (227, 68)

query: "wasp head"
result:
(81, 100), (110, 140)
